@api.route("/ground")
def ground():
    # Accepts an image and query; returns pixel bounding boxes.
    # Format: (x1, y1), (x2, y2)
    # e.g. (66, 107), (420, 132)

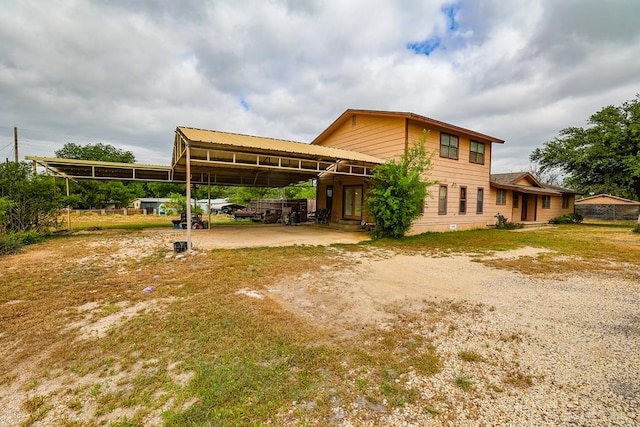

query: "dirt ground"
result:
(146, 223), (371, 250)
(1, 226), (638, 425)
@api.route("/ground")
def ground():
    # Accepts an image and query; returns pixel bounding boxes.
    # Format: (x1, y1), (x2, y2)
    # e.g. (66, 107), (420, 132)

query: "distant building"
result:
(131, 198), (174, 214)
(575, 194), (640, 220)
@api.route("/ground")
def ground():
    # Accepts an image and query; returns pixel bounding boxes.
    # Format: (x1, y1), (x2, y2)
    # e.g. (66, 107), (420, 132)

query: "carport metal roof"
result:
(26, 127), (385, 250)
(26, 127), (384, 187)
(172, 126), (384, 187)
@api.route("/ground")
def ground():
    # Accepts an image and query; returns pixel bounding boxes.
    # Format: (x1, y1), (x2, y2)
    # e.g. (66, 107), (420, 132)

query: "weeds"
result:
(453, 371), (473, 391)
(458, 350), (484, 362)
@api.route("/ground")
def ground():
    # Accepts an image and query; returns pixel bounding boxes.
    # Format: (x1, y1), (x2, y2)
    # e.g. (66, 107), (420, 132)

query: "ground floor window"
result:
(477, 188), (484, 214)
(343, 185), (362, 219)
(459, 186), (467, 214)
(438, 185), (448, 214)
(542, 195), (551, 209)
(496, 189), (507, 205)
(513, 193), (519, 208)
(562, 195), (570, 209)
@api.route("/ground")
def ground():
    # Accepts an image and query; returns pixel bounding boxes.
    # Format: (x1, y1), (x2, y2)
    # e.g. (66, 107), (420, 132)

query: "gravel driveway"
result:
(270, 247), (640, 426)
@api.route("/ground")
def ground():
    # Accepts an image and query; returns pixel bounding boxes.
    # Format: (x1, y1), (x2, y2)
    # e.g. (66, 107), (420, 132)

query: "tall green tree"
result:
(530, 96), (640, 200)
(54, 143), (143, 208)
(367, 131), (435, 238)
(0, 162), (68, 232)
(56, 142), (136, 163)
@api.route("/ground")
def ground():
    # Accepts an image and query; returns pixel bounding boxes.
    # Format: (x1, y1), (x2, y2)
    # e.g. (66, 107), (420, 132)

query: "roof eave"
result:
(312, 109), (505, 145)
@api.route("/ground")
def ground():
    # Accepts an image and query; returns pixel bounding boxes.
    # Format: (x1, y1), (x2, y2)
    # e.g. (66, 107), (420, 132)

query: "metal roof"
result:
(171, 127), (385, 187)
(27, 127), (385, 188)
(175, 126), (385, 163)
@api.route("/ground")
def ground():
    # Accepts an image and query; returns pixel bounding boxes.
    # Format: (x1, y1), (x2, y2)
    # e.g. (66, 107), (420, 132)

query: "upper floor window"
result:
(542, 195), (551, 209)
(440, 133), (459, 160)
(470, 141), (485, 165)
(496, 189), (507, 205)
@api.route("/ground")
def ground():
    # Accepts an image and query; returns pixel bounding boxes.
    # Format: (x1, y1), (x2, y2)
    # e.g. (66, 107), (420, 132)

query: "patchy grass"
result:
(368, 224), (640, 277)
(1, 221), (639, 425)
(458, 350), (484, 363)
(453, 371), (473, 391)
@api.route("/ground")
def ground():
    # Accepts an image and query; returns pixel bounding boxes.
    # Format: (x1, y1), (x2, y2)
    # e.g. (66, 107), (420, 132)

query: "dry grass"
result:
(1, 219), (639, 425)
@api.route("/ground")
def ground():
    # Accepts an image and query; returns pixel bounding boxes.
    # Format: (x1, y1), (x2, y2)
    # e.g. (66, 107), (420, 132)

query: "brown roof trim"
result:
(312, 109), (505, 145)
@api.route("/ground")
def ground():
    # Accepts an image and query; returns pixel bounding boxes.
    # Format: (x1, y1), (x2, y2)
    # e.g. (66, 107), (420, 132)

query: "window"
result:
(542, 195), (551, 209)
(496, 189), (507, 205)
(562, 195), (570, 209)
(344, 186), (363, 219)
(440, 133), (459, 159)
(513, 193), (519, 208)
(438, 185), (448, 214)
(470, 141), (485, 165)
(459, 186), (467, 214)
(476, 188), (484, 214)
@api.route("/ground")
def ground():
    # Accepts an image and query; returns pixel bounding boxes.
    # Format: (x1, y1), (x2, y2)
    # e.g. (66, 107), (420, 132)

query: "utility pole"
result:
(14, 127), (18, 163)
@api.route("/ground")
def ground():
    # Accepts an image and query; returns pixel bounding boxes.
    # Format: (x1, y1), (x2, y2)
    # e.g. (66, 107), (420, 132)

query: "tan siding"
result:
(406, 123), (496, 233)
(315, 115), (405, 159)
(536, 196), (574, 222)
(317, 113), (502, 233)
(514, 176), (537, 186)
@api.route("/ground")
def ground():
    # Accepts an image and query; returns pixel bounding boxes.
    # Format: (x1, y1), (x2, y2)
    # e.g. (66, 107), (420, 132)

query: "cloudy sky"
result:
(1, 0), (639, 173)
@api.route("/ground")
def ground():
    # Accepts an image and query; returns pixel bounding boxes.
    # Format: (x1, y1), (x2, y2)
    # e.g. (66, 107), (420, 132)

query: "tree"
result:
(55, 143), (136, 163)
(0, 162), (68, 232)
(367, 131), (436, 238)
(530, 96), (640, 200)
(54, 143), (141, 208)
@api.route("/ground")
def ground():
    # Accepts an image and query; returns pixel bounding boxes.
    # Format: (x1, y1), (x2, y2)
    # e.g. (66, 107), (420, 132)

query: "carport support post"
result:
(207, 173), (211, 229)
(186, 143), (192, 249)
(66, 178), (71, 230)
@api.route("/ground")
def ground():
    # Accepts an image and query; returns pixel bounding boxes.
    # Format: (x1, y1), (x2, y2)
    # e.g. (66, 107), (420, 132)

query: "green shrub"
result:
(549, 213), (583, 224)
(367, 131), (436, 239)
(0, 234), (22, 255)
(0, 231), (48, 256)
(494, 213), (522, 230)
(632, 223), (640, 233)
(17, 230), (47, 245)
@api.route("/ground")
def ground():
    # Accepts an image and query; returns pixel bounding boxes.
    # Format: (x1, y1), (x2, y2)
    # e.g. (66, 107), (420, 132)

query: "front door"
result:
(343, 185), (363, 220)
(521, 194), (528, 221)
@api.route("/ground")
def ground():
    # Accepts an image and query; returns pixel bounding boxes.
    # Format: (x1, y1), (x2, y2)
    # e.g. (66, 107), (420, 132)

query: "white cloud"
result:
(1, 0), (639, 174)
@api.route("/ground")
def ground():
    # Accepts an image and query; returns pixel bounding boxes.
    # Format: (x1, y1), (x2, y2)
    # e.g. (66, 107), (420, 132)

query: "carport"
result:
(27, 126), (384, 248)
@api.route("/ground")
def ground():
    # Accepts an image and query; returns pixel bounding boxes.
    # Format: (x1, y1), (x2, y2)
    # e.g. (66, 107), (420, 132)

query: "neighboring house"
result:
(489, 172), (577, 224)
(131, 198), (173, 213)
(312, 109), (505, 233)
(575, 194), (640, 220)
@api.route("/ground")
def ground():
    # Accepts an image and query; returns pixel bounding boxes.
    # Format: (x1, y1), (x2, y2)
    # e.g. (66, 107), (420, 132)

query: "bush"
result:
(495, 213), (522, 230)
(632, 223), (640, 233)
(367, 131), (436, 239)
(0, 231), (48, 256)
(0, 234), (22, 255)
(549, 213), (583, 224)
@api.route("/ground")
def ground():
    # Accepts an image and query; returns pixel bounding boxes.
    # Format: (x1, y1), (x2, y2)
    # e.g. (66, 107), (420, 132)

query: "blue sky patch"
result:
(407, 37), (441, 56)
(443, 3), (459, 31)
(407, 2), (461, 56)
(240, 97), (249, 111)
